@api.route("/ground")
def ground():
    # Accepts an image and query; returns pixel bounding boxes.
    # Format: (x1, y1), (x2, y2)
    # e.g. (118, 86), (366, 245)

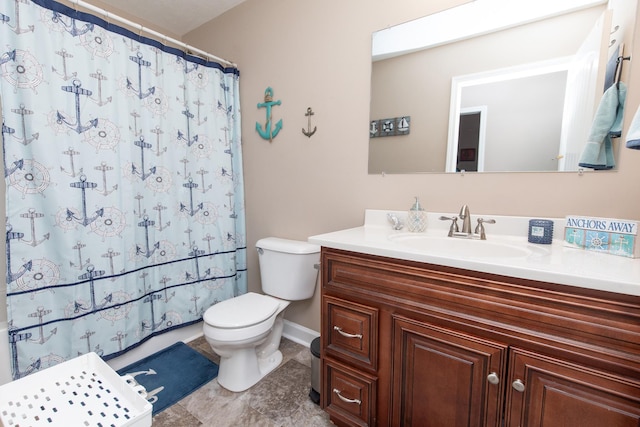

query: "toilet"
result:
(202, 237), (320, 392)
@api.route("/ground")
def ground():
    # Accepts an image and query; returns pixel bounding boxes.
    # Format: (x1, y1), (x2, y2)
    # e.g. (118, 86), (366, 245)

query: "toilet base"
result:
(217, 349), (283, 392)
(258, 349), (283, 380)
(204, 298), (291, 392)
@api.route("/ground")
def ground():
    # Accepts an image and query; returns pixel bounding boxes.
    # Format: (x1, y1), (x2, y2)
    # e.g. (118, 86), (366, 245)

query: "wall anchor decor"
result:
(256, 87), (282, 141)
(302, 107), (317, 138)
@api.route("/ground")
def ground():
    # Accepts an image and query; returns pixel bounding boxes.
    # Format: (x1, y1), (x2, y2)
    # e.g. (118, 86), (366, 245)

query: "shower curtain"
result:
(1, 0), (246, 380)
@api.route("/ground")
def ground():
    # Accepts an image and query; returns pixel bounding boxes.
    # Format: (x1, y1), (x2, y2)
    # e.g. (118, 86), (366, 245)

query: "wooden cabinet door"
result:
(505, 348), (640, 427)
(391, 315), (507, 427)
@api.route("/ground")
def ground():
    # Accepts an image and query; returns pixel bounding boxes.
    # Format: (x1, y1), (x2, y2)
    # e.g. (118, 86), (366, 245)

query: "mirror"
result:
(368, 0), (636, 174)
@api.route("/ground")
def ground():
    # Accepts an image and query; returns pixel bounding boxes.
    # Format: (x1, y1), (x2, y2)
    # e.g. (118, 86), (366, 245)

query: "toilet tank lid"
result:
(256, 237), (320, 254)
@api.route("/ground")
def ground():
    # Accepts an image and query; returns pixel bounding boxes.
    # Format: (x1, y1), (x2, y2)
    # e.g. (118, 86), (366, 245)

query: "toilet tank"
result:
(256, 237), (320, 301)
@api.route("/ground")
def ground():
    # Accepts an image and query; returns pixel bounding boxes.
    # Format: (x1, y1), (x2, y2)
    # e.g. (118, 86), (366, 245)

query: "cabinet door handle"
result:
(512, 379), (526, 393)
(333, 388), (362, 405)
(333, 326), (363, 339)
(487, 372), (500, 385)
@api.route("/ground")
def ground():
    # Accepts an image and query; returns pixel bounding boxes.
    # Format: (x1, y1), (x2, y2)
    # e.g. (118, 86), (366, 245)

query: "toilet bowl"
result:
(203, 292), (290, 392)
(202, 237), (320, 392)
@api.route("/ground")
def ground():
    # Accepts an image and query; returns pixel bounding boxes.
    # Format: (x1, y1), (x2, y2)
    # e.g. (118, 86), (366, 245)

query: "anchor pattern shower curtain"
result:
(1, 0), (246, 379)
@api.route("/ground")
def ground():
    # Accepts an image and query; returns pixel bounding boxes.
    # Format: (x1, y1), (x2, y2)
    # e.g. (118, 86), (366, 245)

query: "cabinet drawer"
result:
(323, 295), (378, 371)
(323, 358), (377, 427)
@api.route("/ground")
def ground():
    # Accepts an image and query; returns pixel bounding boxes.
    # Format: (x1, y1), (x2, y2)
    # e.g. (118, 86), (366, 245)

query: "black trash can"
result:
(309, 336), (321, 404)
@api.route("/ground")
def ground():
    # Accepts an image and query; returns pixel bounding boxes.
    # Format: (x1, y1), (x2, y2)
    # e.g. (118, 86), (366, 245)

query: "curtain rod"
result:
(71, 0), (237, 68)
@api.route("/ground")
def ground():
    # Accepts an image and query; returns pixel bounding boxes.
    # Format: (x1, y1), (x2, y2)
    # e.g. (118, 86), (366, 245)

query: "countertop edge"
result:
(309, 226), (640, 297)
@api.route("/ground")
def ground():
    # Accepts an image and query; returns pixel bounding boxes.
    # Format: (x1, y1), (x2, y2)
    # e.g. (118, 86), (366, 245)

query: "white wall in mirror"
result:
(448, 61), (569, 172)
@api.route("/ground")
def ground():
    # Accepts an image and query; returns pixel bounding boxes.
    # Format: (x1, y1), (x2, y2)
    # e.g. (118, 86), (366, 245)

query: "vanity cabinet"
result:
(319, 247), (640, 427)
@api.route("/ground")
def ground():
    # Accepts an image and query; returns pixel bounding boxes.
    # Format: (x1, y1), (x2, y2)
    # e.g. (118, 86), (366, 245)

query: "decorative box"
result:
(564, 216), (639, 258)
(528, 219), (554, 244)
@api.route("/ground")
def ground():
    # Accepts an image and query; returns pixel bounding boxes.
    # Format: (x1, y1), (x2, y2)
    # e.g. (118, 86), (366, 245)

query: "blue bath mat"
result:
(117, 342), (218, 415)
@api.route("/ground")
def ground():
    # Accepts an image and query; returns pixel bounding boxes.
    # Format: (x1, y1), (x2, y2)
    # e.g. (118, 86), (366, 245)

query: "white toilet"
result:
(202, 237), (320, 392)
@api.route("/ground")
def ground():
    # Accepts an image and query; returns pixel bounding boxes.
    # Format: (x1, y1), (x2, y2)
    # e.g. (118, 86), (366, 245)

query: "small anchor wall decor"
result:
(256, 87), (282, 142)
(302, 107), (317, 138)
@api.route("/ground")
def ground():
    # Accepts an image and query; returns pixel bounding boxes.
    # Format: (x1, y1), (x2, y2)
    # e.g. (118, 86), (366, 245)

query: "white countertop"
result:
(309, 210), (640, 297)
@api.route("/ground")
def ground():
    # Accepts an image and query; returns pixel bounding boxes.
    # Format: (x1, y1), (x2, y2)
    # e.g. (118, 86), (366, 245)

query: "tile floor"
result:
(151, 336), (333, 426)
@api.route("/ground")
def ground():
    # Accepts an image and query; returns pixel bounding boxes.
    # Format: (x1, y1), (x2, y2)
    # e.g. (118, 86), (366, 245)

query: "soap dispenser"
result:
(407, 196), (427, 232)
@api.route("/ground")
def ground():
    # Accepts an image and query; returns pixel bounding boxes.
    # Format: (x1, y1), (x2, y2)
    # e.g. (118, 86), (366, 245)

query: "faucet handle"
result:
(439, 216), (459, 237)
(475, 218), (496, 240)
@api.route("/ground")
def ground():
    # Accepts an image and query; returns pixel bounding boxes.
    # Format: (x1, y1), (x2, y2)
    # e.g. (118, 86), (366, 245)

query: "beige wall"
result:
(185, 0), (640, 334)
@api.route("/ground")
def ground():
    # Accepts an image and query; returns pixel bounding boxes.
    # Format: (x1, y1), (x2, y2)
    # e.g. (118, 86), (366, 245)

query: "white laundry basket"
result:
(0, 352), (152, 427)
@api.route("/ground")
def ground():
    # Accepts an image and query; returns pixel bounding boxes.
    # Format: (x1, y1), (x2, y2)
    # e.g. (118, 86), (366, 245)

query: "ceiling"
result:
(97, 0), (246, 37)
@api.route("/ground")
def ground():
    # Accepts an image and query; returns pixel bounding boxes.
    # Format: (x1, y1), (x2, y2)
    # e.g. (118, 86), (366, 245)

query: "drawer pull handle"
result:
(487, 372), (500, 385)
(333, 388), (362, 405)
(333, 326), (363, 339)
(512, 379), (526, 393)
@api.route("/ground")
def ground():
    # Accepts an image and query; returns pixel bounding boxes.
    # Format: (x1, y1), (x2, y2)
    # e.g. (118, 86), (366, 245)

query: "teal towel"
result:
(579, 82), (627, 169)
(626, 105), (640, 149)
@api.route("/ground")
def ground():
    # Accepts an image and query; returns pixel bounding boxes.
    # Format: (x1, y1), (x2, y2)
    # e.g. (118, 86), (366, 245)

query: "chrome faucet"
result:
(439, 215), (459, 236)
(459, 204), (472, 235)
(440, 205), (496, 240)
(475, 218), (496, 240)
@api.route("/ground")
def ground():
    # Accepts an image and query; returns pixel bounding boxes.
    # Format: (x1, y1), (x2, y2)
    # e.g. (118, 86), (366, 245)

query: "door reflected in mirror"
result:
(368, 0), (637, 174)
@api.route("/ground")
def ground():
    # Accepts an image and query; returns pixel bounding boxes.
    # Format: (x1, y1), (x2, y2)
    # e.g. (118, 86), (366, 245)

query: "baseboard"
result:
(182, 319), (318, 348)
(282, 319), (319, 348)
(107, 322), (203, 371)
(181, 322), (205, 343)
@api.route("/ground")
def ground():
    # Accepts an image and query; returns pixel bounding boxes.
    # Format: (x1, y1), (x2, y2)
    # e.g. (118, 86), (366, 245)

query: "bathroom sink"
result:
(388, 233), (549, 259)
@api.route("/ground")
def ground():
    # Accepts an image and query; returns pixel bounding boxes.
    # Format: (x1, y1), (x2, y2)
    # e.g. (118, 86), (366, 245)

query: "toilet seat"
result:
(204, 292), (279, 329)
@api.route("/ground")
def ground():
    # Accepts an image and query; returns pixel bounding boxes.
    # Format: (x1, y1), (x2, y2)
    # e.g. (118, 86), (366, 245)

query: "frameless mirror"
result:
(368, 0), (636, 174)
